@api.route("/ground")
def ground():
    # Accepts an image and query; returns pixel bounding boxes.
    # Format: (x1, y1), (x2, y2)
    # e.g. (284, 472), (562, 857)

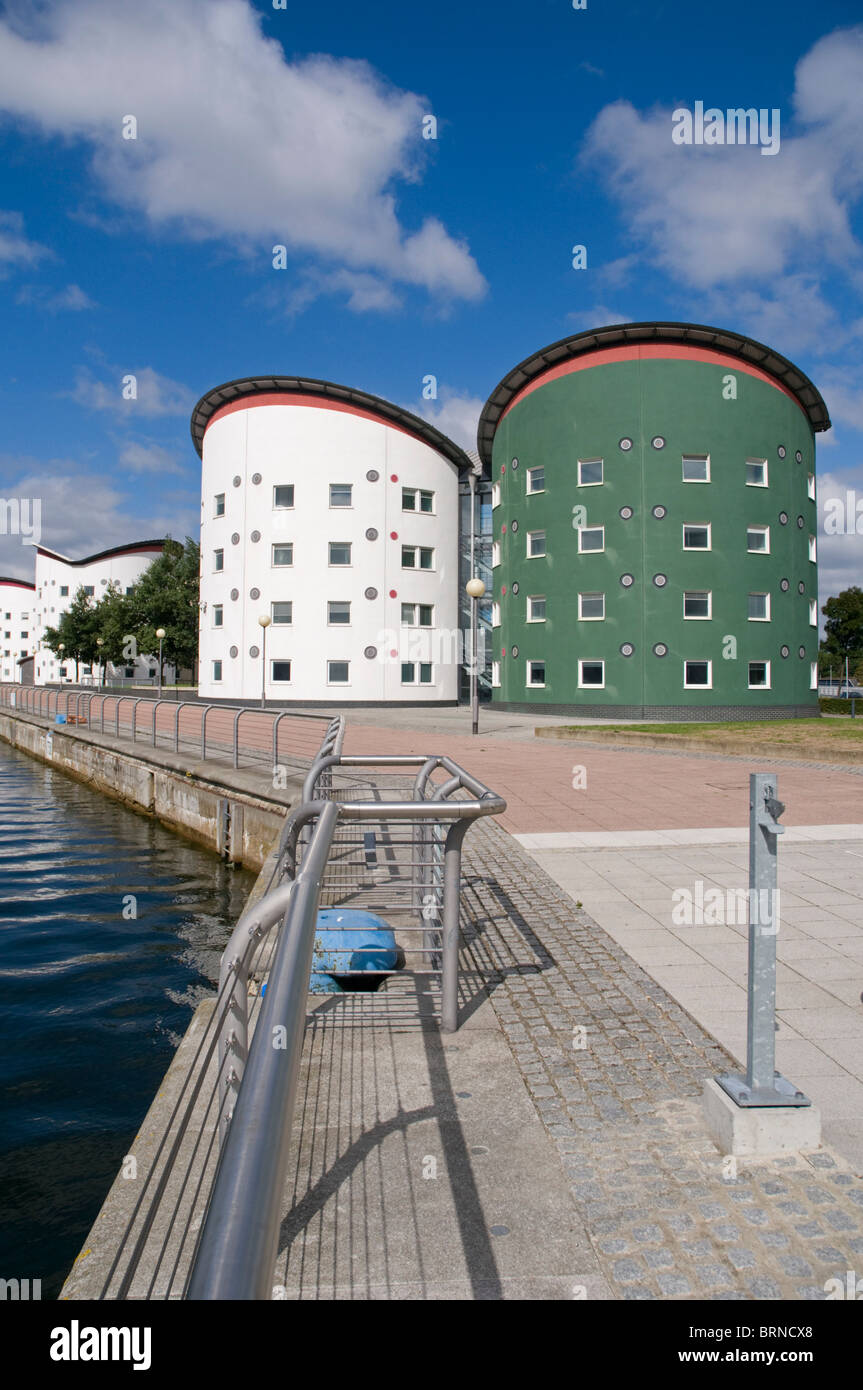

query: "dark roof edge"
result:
(0, 576), (35, 588)
(35, 539), (166, 568)
(477, 321), (832, 465)
(190, 375), (473, 472)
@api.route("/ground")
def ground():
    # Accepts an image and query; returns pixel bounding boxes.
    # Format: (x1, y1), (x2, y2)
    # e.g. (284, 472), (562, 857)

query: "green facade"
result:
(490, 354), (819, 716)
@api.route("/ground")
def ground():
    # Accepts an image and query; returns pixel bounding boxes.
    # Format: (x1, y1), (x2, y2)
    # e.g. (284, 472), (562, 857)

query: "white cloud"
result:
(815, 468), (863, 600)
(411, 388), (483, 452)
(566, 304), (633, 330)
(819, 373), (863, 433)
(0, 209), (48, 272)
(16, 281), (95, 311)
(0, 0), (486, 306)
(118, 441), (185, 475)
(70, 365), (195, 418)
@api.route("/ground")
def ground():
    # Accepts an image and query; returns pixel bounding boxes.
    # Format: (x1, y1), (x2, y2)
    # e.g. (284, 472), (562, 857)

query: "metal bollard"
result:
(717, 774), (809, 1108)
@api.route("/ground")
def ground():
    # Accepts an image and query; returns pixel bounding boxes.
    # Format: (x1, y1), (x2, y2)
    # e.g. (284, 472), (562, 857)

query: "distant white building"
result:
(191, 377), (472, 703)
(32, 541), (166, 686)
(0, 576), (35, 684)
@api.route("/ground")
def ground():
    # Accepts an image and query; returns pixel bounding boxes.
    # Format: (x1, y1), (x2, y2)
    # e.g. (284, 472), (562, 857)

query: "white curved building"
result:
(0, 576), (35, 684)
(33, 541), (166, 685)
(191, 378), (472, 703)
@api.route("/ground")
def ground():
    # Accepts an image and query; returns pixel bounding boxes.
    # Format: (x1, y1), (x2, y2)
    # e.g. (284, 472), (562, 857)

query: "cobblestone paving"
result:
(461, 820), (863, 1299)
(556, 737), (863, 777)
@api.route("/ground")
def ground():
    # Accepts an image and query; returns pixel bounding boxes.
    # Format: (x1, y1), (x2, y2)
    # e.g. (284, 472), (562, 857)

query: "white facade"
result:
(32, 542), (165, 685)
(0, 578), (35, 683)
(197, 391), (467, 702)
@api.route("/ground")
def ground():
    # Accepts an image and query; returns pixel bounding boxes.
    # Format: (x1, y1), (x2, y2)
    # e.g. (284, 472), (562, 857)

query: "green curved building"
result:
(478, 322), (830, 718)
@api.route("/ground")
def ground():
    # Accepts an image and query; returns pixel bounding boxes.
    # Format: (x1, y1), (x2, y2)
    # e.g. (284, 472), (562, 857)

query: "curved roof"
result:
(190, 375), (473, 472)
(477, 321), (831, 465)
(36, 540), (165, 567)
(0, 575), (35, 589)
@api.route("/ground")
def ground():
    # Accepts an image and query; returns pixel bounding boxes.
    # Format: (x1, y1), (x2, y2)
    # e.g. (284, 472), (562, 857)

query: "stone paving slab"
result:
(453, 821), (863, 1299)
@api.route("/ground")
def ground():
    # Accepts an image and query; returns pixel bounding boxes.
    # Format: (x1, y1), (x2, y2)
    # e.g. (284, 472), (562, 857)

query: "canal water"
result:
(0, 741), (256, 1298)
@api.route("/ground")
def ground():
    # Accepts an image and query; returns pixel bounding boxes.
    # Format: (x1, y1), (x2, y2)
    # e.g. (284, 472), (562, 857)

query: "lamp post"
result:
(258, 614), (271, 708)
(96, 636), (104, 688)
(58, 643), (64, 683)
(155, 629), (166, 698)
(465, 577), (485, 735)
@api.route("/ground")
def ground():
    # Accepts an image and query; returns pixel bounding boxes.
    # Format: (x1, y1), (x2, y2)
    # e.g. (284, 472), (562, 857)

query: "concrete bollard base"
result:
(702, 1078), (822, 1158)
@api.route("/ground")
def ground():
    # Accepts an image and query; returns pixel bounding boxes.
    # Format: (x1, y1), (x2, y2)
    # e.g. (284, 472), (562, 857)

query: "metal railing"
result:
(0, 683), (343, 773)
(92, 745), (504, 1300)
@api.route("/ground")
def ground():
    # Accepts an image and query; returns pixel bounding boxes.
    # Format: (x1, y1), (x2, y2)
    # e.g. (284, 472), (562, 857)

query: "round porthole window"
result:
(653, 642), (668, 657)
(797, 515), (805, 528)
(798, 581), (805, 594)
(229, 646), (239, 659)
(778, 445), (787, 459)
(653, 573), (667, 587)
(230, 588), (239, 601)
(364, 587), (378, 600)
(799, 646), (806, 658)
(251, 472), (262, 485)
(511, 644), (520, 658)
(231, 532), (240, 545)
(619, 437), (633, 452)
(365, 528), (378, 541)
(249, 645), (260, 659)
(512, 582), (519, 595)
(652, 504), (667, 519)
(250, 530), (261, 543)
(780, 646), (790, 658)
(795, 450), (803, 464)
(511, 458), (519, 469)
(779, 512), (788, 525)
(620, 573), (634, 588)
(233, 475), (241, 488)
(511, 519), (519, 532)
(651, 436), (666, 450)
(364, 646), (377, 660)
(249, 587), (260, 601)
(366, 469), (380, 482)
(620, 642), (635, 657)
(780, 578), (789, 592)
(100, 577), (108, 585)
(619, 506), (633, 520)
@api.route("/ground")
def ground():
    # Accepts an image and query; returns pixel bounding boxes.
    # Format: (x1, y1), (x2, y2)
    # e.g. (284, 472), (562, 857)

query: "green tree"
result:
(43, 587), (99, 682)
(91, 581), (134, 685)
(819, 587), (863, 677)
(126, 537), (200, 682)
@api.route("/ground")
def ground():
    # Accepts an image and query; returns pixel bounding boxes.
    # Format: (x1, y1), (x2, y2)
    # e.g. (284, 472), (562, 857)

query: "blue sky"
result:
(0, 0), (861, 599)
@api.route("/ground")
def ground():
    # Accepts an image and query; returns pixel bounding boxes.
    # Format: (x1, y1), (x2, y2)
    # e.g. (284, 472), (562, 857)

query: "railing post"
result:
(233, 709), (243, 769)
(717, 774), (809, 1108)
(441, 818), (470, 1033)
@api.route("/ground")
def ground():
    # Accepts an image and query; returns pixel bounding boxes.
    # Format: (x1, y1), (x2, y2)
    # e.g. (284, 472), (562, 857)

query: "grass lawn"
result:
(548, 718), (863, 754)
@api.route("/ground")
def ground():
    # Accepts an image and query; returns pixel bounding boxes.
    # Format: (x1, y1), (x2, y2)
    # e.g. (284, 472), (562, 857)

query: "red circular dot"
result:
(501, 524), (507, 534)
(390, 531), (398, 540)
(390, 473), (398, 482)
(500, 464), (505, 475)
(389, 589), (397, 598)
(390, 649), (397, 658)
(502, 648), (507, 657)
(501, 585), (507, 596)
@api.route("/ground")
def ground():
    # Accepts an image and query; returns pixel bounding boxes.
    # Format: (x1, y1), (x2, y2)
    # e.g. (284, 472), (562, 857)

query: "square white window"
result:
(810, 661), (818, 690)
(578, 592), (605, 620)
(492, 482), (501, 508)
(419, 662), (433, 684)
(807, 473), (816, 501)
(682, 455), (710, 482)
(271, 601), (293, 625)
(329, 541), (352, 566)
(492, 541), (501, 567)
(577, 527), (604, 555)
(213, 549), (224, 572)
(329, 483), (353, 508)
(527, 595), (546, 622)
(684, 660), (712, 688)
(578, 458), (603, 486)
(272, 543), (294, 566)
(527, 530), (547, 558)
(274, 484), (294, 509)
(527, 466), (545, 494)
(746, 458), (768, 487)
(809, 599), (817, 627)
(748, 660), (771, 689)
(527, 660), (546, 687)
(808, 535), (816, 562)
(402, 487), (434, 513)
(328, 660), (350, 684)
(328, 601), (351, 625)
(401, 661), (416, 683)
(683, 591), (711, 619)
(747, 526), (770, 553)
(683, 524), (711, 550)
(212, 604), (224, 628)
(60, 586), (69, 596)
(271, 660), (292, 682)
(401, 545), (434, 569)
(748, 592), (770, 621)
(492, 601), (501, 627)
(214, 493), (225, 517)
(492, 660), (501, 688)
(401, 603), (433, 627)
(212, 660), (223, 682)
(578, 660), (605, 688)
